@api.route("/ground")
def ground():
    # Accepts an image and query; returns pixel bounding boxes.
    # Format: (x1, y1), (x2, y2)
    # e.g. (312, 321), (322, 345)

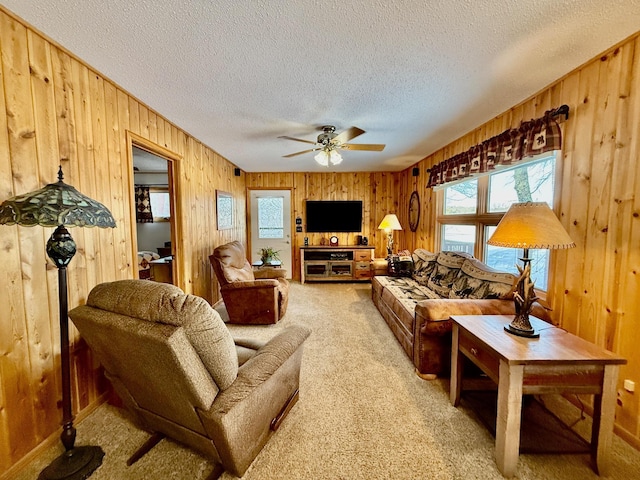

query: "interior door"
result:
(250, 189), (292, 279)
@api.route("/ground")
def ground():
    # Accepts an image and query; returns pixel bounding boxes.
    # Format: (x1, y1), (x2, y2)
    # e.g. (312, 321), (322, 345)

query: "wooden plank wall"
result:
(2, 4), (640, 475)
(400, 34), (640, 448)
(245, 172), (399, 280)
(0, 8), (246, 475)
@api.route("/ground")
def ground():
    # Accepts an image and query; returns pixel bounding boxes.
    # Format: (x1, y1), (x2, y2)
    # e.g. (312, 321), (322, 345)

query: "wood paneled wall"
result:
(245, 172), (399, 280)
(2, 3), (640, 476)
(0, 8), (246, 476)
(400, 34), (640, 447)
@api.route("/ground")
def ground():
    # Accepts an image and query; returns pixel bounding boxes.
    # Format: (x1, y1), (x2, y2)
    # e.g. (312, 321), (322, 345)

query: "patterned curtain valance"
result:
(427, 106), (567, 188)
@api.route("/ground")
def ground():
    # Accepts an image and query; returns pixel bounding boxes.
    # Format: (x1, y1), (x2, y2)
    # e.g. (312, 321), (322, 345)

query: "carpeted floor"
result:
(13, 282), (640, 479)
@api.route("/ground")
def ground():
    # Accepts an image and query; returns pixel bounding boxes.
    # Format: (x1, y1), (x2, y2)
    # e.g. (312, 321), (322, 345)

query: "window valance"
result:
(427, 106), (567, 188)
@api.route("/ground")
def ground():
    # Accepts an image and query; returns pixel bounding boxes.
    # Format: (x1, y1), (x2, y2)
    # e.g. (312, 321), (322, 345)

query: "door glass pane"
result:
(488, 156), (556, 212)
(443, 179), (477, 215)
(441, 224), (475, 255)
(484, 226), (550, 291)
(258, 197), (284, 239)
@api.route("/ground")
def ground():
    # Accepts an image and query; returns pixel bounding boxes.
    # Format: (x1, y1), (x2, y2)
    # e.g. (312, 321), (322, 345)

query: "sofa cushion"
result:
(380, 289), (416, 336)
(427, 251), (473, 297)
(449, 258), (516, 300)
(411, 249), (438, 286)
(377, 276), (440, 336)
(378, 276), (441, 302)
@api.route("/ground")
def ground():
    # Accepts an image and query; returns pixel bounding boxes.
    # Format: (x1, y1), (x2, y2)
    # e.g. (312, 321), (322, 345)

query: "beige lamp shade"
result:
(487, 202), (574, 250)
(378, 214), (403, 231)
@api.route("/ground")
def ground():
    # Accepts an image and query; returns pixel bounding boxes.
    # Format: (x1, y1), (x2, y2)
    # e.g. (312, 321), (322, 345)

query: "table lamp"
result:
(487, 202), (574, 337)
(378, 214), (403, 257)
(0, 167), (116, 479)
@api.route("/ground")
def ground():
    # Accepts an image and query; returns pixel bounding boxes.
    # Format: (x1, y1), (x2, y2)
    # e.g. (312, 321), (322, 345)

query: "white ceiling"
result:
(3, 1), (640, 172)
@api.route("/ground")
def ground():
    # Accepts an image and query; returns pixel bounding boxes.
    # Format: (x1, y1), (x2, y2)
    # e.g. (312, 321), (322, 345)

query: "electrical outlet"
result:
(624, 379), (635, 392)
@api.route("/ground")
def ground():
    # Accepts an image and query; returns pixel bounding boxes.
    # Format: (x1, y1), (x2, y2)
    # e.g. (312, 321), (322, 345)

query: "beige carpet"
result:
(13, 282), (640, 479)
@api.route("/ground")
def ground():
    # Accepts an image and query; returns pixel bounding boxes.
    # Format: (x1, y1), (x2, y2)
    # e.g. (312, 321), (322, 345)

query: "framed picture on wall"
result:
(216, 190), (233, 230)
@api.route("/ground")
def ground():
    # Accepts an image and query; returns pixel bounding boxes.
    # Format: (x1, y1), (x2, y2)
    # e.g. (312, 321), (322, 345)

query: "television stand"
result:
(301, 246), (374, 283)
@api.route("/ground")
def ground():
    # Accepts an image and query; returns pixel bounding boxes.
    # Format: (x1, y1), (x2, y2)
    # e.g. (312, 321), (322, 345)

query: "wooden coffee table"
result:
(449, 314), (626, 478)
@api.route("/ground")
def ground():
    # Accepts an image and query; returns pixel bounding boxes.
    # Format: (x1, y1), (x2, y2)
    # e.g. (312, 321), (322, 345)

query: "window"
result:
(438, 154), (557, 291)
(257, 197), (284, 239)
(149, 187), (171, 222)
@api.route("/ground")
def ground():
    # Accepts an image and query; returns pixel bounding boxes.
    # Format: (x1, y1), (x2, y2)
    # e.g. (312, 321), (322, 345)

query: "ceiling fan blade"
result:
(331, 126), (365, 145)
(283, 147), (320, 158)
(340, 143), (386, 151)
(278, 135), (317, 145)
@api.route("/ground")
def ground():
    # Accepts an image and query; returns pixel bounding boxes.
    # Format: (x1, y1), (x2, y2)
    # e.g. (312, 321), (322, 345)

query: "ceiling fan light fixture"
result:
(283, 125), (384, 165)
(314, 149), (343, 167)
(314, 150), (329, 166)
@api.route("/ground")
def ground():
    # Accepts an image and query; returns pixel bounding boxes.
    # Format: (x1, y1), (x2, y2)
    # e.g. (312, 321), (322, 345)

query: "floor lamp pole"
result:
(58, 263), (76, 450)
(38, 226), (104, 480)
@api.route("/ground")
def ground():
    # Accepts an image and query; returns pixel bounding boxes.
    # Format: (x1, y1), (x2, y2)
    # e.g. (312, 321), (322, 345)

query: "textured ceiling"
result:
(3, 1), (640, 172)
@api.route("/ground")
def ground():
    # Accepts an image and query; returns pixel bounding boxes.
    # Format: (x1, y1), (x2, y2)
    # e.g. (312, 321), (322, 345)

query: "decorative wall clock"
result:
(330, 235), (339, 246)
(409, 191), (420, 232)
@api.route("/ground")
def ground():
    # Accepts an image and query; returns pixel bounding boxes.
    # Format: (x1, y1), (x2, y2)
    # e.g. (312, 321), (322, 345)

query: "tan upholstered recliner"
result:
(69, 279), (310, 478)
(210, 241), (289, 324)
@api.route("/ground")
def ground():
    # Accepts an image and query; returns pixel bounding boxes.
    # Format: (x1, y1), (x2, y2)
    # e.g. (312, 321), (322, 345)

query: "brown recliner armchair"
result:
(69, 279), (310, 478)
(210, 241), (289, 324)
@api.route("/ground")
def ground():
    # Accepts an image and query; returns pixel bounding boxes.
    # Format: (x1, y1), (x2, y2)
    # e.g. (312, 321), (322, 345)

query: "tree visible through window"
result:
(438, 154), (557, 290)
(258, 197), (284, 239)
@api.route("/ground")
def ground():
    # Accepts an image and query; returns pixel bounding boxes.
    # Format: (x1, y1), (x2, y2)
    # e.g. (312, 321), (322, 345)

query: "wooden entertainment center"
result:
(300, 246), (375, 283)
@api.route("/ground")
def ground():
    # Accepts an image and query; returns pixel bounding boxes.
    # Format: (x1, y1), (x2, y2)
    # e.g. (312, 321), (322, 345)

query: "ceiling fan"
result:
(278, 125), (385, 166)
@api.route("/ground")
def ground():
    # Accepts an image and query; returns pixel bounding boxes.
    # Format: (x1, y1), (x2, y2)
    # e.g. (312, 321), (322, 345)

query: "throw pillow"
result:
(449, 258), (516, 299)
(427, 251), (473, 297)
(411, 249), (438, 286)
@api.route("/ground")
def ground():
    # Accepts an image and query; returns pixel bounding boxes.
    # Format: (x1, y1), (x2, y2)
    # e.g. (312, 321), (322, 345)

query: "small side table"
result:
(252, 260), (282, 268)
(450, 314), (626, 478)
(370, 258), (389, 277)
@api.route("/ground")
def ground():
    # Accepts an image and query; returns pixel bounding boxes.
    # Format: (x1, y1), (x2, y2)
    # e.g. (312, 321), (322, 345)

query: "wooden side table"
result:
(450, 314), (626, 478)
(370, 258), (389, 277)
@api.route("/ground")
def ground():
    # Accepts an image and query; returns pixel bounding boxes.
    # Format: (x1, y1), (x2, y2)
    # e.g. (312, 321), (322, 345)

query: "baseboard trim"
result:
(561, 393), (640, 452)
(0, 393), (109, 480)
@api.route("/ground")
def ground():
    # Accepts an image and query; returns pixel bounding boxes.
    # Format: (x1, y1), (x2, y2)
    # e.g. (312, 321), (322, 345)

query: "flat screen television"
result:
(306, 200), (363, 232)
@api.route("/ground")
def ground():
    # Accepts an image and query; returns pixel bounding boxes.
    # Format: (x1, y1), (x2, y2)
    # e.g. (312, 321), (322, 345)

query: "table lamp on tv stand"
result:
(487, 202), (574, 338)
(378, 214), (403, 258)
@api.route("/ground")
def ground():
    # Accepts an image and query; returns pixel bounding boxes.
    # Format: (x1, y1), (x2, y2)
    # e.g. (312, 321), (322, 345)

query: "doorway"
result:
(128, 133), (181, 286)
(249, 189), (292, 279)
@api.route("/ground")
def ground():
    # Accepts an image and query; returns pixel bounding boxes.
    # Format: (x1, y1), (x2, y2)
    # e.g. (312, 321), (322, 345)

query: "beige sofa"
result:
(372, 249), (550, 378)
